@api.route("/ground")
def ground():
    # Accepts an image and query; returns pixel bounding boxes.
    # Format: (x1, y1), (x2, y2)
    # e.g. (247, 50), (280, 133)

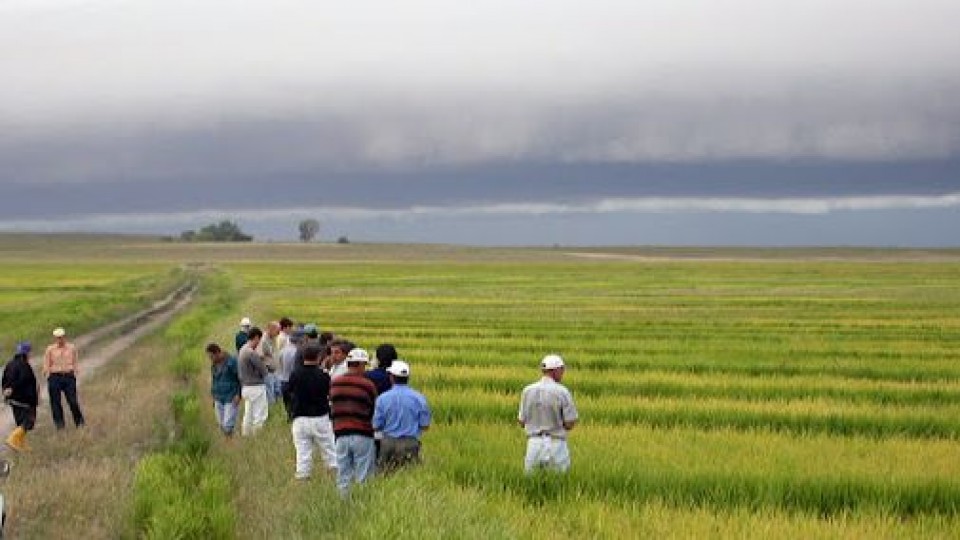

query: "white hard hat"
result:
(240, 317), (252, 327)
(347, 348), (370, 364)
(387, 360), (410, 377)
(52, 327), (66, 338)
(540, 354), (565, 370)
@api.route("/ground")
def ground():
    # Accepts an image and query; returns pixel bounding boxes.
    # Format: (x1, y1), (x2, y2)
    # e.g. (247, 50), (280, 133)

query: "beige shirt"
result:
(44, 342), (79, 375)
(518, 376), (578, 439)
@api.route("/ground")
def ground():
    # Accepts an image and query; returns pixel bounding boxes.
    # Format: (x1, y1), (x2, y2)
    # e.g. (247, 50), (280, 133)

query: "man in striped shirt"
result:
(330, 348), (378, 498)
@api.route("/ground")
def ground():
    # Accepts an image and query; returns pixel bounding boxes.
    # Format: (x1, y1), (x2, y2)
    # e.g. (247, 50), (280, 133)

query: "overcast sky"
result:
(1, 0), (959, 245)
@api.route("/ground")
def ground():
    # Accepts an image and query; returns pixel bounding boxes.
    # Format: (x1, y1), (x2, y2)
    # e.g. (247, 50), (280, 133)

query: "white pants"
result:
(291, 415), (338, 479)
(241, 385), (269, 437)
(524, 436), (570, 473)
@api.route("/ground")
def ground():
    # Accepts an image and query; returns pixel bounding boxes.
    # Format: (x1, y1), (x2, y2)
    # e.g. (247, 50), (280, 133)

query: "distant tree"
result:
(180, 220), (252, 242)
(298, 219), (321, 243)
(337, 235), (350, 244)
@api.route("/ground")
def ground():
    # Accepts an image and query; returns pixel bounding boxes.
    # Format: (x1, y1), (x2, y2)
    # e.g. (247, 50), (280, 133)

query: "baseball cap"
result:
(347, 348), (370, 364)
(240, 317), (252, 327)
(303, 323), (319, 338)
(52, 328), (66, 338)
(540, 354), (565, 370)
(387, 360), (410, 377)
(16, 341), (31, 355)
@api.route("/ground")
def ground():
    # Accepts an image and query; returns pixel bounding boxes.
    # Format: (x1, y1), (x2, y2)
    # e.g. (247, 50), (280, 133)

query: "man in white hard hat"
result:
(372, 360), (431, 471)
(236, 317), (252, 353)
(43, 328), (86, 429)
(518, 354), (578, 473)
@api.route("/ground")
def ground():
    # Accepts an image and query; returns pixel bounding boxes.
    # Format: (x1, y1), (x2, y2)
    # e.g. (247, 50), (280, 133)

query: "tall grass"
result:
(132, 271), (238, 539)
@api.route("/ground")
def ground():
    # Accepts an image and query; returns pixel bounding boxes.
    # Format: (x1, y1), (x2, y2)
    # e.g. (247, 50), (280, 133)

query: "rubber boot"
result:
(5, 427), (26, 452)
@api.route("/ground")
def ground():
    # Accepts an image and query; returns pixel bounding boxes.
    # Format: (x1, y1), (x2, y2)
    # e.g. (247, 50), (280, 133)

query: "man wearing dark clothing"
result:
(236, 317), (252, 353)
(287, 344), (337, 480)
(3, 342), (39, 452)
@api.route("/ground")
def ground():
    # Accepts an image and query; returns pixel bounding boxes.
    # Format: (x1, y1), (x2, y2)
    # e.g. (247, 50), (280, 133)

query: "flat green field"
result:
(4, 236), (960, 538)
(217, 259), (960, 538)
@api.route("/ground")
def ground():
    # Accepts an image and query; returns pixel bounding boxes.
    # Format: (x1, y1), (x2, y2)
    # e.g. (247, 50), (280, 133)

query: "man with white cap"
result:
(43, 327), (86, 429)
(372, 360), (431, 471)
(235, 317), (252, 353)
(330, 348), (379, 498)
(518, 354), (578, 473)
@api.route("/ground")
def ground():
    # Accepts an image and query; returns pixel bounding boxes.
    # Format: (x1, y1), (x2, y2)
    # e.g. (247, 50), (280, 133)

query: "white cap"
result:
(346, 348), (370, 364)
(540, 354), (565, 370)
(240, 317), (252, 327)
(52, 327), (66, 338)
(387, 360), (410, 377)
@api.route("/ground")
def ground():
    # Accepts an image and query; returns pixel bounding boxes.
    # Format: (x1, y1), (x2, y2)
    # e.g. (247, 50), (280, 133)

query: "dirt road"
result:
(0, 282), (196, 445)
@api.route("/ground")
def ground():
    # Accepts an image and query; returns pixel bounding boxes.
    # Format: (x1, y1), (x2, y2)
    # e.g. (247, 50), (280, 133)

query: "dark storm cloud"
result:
(1, 0), (960, 244)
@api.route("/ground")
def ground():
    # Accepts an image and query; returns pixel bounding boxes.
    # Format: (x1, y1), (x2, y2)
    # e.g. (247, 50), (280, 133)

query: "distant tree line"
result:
(179, 220), (253, 242)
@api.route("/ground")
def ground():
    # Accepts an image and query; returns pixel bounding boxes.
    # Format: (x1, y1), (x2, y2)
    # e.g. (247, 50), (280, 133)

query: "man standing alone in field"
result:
(238, 327), (269, 436)
(206, 343), (241, 437)
(330, 348), (378, 498)
(43, 327), (85, 429)
(518, 354), (578, 473)
(372, 360), (431, 470)
(288, 344), (338, 480)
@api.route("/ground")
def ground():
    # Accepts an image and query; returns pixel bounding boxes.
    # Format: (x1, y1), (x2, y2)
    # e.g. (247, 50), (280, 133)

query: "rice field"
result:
(220, 259), (960, 537)
(0, 262), (181, 353)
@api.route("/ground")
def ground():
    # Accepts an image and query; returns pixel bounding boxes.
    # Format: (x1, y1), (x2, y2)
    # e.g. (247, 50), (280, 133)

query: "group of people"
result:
(2, 328), (87, 452)
(1, 315), (580, 489)
(207, 317), (432, 498)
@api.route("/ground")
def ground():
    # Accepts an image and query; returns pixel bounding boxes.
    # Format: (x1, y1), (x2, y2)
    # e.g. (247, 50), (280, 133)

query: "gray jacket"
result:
(238, 342), (267, 386)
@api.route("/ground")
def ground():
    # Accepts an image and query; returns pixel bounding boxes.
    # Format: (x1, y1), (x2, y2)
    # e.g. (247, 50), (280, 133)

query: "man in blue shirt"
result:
(372, 360), (431, 471)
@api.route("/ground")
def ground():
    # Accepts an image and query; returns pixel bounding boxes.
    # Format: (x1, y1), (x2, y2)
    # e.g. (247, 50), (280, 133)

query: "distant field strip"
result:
(227, 260), (960, 535)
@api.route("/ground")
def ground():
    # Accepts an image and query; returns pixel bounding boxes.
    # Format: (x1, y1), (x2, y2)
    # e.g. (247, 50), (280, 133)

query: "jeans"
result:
(291, 415), (337, 480)
(524, 435), (570, 473)
(48, 373), (85, 428)
(214, 400), (239, 435)
(264, 373), (281, 404)
(241, 385), (269, 436)
(335, 435), (376, 496)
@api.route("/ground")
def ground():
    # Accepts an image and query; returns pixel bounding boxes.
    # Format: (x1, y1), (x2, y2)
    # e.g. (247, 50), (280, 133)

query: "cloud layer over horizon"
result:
(1, 1), (959, 244)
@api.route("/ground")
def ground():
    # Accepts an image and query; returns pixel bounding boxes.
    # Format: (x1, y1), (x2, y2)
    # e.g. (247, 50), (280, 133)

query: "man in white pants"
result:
(518, 354), (579, 473)
(287, 344), (337, 480)
(238, 327), (269, 436)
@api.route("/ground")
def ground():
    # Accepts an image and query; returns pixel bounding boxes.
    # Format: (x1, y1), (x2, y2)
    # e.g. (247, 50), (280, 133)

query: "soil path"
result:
(0, 281), (197, 445)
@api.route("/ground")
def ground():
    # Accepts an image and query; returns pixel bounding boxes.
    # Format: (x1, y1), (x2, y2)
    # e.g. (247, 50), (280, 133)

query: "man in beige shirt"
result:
(43, 327), (85, 429)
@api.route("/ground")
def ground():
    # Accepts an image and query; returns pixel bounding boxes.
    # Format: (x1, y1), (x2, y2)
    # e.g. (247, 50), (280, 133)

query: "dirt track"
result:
(0, 282), (196, 446)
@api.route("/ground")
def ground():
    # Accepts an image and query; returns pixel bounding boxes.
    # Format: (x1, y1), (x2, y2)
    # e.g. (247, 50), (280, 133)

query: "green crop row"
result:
(132, 270), (239, 539)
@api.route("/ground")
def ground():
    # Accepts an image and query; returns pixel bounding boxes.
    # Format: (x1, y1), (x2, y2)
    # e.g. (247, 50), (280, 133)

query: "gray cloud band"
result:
(2, 193), (959, 232)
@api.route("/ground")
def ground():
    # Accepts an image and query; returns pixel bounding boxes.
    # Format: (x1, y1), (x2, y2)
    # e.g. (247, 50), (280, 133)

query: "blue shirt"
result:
(211, 356), (241, 403)
(373, 384), (431, 439)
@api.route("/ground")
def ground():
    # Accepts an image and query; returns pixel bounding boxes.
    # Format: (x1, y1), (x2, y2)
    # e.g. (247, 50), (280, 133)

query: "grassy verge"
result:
(131, 270), (239, 539)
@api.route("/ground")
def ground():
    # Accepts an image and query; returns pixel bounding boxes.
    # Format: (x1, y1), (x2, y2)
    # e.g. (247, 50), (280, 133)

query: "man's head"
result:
(302, 344), (322, 364)
(239, 317), (252, 332)
(52, 327), (66, 345)
(246, 327), (264, 348)
(205, 343), (226, 363)
(303, 323), (319, 340)
(319, 331), (335, 346)
(540, 354), (566, 382)
(387, 360), (410, 385)
(279, 317), (294, 332)
(267, 321), (281, 338)
(329, 340), (351, 365)
(346, 348), (370, 374)
(376, 344), (398, 370)
(16, 341), (31, 357)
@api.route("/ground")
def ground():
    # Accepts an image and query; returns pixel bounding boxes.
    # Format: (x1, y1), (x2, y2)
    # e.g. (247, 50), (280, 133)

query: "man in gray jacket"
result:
(238, 327), (269, 436)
